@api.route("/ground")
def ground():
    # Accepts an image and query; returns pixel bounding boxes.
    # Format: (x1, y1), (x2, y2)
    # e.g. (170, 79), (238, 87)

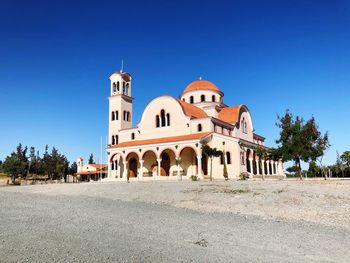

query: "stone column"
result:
(107, 161), (112, 180)
(266, 161), (270, 175)
(157, 158), (162, 178)
(249, 159), (253, 174)
(123, 161), (128, 181)
(197, 155), (202, 178)
(139, 160), (144, 181)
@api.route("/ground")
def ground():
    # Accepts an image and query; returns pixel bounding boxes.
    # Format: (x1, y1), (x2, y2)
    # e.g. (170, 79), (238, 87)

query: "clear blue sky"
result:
(0, 0), (349, 166)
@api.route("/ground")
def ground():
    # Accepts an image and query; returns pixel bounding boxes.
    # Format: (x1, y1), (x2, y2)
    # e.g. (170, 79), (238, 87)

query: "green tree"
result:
(275, 111), (330, 180)
(203, 145), (223, 181)
(2, 144), (28, 183)
(88, 154), (94, 164)
(340, 151), (350, 167)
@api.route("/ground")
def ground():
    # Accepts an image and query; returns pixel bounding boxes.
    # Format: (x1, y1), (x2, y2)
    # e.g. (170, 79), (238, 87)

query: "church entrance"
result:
(161, 152), (170, 176)
(129, 158), (138, 177)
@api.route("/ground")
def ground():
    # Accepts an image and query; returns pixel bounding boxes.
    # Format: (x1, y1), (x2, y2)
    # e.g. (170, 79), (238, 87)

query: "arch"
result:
(142, 150), (157, 177)
(252, 151), (257, 175)
(197, 124), (202, 132)
(125, 152), (139, 178)
(190, 96), (194, 104)
(269, 161), (272, 175)
(273, 162), (276, 174)
(246, 149), (251, 173)
(179, 147), (197, 176)
(212, 95), (216, 102)
(258, 160), (263, 174)
(160, 149), (176, 176)
(264, 161), (268, 175)
(201, 94), (205, 102)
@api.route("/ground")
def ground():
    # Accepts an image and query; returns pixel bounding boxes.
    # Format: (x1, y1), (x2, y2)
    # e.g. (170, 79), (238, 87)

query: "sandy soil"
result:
(2, 179), (350, 229)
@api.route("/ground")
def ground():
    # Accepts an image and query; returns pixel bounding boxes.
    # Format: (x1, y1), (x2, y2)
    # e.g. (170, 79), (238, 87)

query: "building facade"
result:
(106, 70), (285, 181)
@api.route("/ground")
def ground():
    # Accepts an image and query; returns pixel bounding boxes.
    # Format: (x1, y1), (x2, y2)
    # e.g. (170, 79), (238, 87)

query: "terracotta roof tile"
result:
(218, 105), (242, 123)
(177, 100), (208, 119)
(183, 80), (221, 93)
(88, 164), (107, 169)
(111, 132), (212, 148)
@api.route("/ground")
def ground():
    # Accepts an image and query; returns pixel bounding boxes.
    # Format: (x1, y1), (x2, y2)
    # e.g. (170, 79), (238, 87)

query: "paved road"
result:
(0, 189), (349, 262)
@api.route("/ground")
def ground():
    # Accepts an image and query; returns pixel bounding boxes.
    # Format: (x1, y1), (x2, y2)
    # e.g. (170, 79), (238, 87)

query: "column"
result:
(266, 161), (270, 175)
(249, 159), (253, 174)
(107, 161), (112, 180)
(123, 161), (128, 181)
(255, 159), (259, 175)
(157, 158), (161, 178)
(197, 155), (202, 178)
(139, 160), (144, 181)
(176, 157), (181, 181)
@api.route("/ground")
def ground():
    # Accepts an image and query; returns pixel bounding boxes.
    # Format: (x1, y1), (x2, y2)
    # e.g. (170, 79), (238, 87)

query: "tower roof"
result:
(109, 71), (132, 81)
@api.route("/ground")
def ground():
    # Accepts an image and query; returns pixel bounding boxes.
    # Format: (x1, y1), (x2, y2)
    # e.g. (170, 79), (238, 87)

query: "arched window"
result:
(166, 113), (170, 126)
(156, 115), (160, 127)
(190, 96), (194, 104)
(131, 133), (135, 140)
(123, 111), (126, 121)
(226, 152), (231, 165)
(122, 82), (125, 94)
(161, 110), (166, 127)
(220, 153), (224, 165)
(182, 98), (185, 102)
(112, 135), (115, 145)
(212, 95), (216, 102)
(115, 135), (118, 145)
(117, 81), (120, 92)
(125, 83), (129, 94)
(111, 111), (115, 121)
(116, 111), (119, 120)
(127, 112), (130, 122)
(112, 83), (117, 93)
(198, 124), (202, 132)
(201, 94), (205, 102)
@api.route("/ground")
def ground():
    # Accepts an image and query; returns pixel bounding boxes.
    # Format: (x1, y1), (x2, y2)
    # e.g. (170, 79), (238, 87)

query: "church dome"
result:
(182, 80), (222, 94)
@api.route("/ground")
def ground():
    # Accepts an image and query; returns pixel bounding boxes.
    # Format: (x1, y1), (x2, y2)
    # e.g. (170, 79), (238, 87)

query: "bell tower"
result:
(108, 70), (133, 146)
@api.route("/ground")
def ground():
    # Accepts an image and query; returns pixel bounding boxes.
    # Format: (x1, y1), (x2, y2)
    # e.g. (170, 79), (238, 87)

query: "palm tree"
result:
(203, 145), (223, 181)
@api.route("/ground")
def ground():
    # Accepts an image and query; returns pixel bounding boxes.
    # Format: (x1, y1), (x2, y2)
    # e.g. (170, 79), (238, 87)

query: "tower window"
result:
(182, 98), (185, 102)
(212, 95), (216, 102)
(116, 111), (119, 120)
(113, 83), (117, 93)
(115, 135), (118, 144)
(112, 135), (115, 145)
(198, 124), (202, 132)
(127, 111), (130, 122)
(226, 152), (231, 165)
(131, 133), (135, 140)
(190, 96), (194, 104)
(126, 83), (129, 95)
(123, 82), (125, 94)
(117, 81), (120, 92)
(201, 95), (205, 102)
(112, 112), (115, 121)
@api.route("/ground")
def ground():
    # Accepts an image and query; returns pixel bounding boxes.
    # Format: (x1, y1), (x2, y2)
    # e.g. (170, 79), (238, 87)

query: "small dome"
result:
(182, 80), (221, 94)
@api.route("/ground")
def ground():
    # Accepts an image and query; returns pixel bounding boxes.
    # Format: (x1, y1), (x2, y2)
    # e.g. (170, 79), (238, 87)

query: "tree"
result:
(2, 144), (28, 183)
(340, 151), (350, 167)
(203, 145), (223, 181)
(88, 154), (94, 164)
(275, 111), (330, 180)
(223, 151), (228, 180)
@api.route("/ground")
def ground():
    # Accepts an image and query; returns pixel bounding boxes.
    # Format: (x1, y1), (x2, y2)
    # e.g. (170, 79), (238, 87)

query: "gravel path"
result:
(0, 181), (349, 262)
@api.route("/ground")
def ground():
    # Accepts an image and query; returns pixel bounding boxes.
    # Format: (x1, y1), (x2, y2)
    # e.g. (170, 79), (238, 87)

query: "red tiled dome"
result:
(183, 80), (221, 94)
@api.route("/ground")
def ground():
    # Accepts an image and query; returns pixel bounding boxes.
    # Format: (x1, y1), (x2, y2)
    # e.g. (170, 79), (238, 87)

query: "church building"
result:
(107, 70), (285, 181)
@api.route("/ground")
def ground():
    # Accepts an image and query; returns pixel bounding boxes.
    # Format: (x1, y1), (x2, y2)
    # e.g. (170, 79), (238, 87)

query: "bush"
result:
(239, 172), (249, 180)
(190, 175), (198, 181)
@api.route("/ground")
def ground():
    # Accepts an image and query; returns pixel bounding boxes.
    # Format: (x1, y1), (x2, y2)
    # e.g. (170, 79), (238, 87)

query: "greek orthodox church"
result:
(107, 70), (285, 181)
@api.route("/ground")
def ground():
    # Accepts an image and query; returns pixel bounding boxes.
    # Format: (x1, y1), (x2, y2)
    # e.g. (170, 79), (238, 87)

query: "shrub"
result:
(239, 172), (249, 180)
(190, 175), (198, 181)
